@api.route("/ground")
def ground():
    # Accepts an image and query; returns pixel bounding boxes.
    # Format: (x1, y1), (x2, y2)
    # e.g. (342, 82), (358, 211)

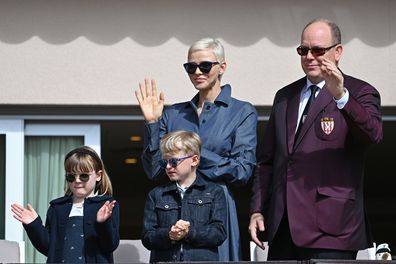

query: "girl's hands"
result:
(11, 203), (38, 225)
(135, 79), (165, 123)
(97, 200), (116, 223)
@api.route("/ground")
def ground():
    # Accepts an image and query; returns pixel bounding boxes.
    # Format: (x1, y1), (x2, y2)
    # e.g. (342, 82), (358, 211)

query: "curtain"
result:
(24, 136), (83, 263)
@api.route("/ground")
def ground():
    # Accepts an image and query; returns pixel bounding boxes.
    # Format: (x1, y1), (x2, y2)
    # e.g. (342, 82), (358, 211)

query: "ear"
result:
(191, 155), (200, 167)
(334, 44), (343, 63)
(95, 170), (103, 182)
(219, 61), (227, 75)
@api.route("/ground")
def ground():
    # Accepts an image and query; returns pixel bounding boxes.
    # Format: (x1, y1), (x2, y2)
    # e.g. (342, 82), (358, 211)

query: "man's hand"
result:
(249, 213), (266, 249)
(320, 59), (345, 99)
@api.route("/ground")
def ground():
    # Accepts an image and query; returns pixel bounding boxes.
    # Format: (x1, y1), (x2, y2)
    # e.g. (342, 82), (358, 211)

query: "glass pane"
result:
(0, 134), (5, 239)
(24, 136), (83, 263)
(101, 121), (148, 239)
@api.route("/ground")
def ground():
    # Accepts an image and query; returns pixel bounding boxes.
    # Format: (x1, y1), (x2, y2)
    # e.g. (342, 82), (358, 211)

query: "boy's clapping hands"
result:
(169, 219), (190, 241)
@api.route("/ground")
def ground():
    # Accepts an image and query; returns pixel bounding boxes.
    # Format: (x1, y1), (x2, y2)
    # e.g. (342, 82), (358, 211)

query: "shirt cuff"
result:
(145, 121), (160, 151)
(334, 88), (349, 109)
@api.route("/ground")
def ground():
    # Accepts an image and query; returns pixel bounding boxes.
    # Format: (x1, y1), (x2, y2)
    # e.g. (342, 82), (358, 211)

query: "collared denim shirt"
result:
(142, 84), (257, 261)
(142, 176), (227, 262)
(142, 84), (257, 185)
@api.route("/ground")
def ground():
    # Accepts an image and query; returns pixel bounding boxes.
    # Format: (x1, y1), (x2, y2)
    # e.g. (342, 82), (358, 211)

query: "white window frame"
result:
(0, 119), (24, 242)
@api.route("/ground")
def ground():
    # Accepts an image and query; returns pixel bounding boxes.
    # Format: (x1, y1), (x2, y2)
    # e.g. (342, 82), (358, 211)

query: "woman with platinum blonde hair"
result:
(135, 37), (257, 261)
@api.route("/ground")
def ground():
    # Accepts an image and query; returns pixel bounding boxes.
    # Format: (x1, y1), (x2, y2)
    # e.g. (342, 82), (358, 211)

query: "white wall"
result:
(1, 0), (395, 106)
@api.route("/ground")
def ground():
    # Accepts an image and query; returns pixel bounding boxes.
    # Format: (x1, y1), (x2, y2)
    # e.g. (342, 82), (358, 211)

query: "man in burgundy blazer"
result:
(249, 18), (383, 260)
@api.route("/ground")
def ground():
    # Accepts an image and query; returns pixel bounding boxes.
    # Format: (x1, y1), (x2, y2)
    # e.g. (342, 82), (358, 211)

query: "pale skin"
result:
(96, 200), (117, 223)
(135, 50), (226, 120)
(135, 79), (165, 123)
(11, 200), (116, 224)
(249, 21), (346, 250)
(249, 212), (266, 249)
(169, 219), (190, 241)
(319, 58), (345, 99)
(301, 21), (345, 99)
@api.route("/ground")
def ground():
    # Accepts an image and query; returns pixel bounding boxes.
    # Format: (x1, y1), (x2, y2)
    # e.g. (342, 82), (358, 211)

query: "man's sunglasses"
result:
(183, 61), (220, 74)
(65, 173), (91, 183)
(296, 43), (339, 56)
(159, 155), (193, 169)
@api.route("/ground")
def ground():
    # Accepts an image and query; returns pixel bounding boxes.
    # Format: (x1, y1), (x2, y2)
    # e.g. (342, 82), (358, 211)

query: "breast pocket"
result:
(155, 201), (179, 227)
(186, 196), (214, 224)
(314, 111), (346, 141)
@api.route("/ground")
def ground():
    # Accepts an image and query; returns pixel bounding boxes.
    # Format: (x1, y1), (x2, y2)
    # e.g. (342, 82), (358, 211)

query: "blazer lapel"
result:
(293, 86), (333, 149)
(287, 80), (305, 154)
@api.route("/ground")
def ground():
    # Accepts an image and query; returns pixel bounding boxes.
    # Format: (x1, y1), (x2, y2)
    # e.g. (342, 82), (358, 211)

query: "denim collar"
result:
(162, 174), (206, 194)
(188, 84), (231, 109)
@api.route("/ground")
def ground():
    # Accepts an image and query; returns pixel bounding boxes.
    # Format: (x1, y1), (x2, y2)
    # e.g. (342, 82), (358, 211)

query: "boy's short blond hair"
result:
(160, 131), (201, 156)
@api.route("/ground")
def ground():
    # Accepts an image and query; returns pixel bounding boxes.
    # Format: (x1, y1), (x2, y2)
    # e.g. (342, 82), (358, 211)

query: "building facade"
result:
(1, 0), (395, 261)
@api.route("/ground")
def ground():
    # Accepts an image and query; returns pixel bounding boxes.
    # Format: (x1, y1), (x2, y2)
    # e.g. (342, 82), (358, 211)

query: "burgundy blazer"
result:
(250, 74), (383, 251)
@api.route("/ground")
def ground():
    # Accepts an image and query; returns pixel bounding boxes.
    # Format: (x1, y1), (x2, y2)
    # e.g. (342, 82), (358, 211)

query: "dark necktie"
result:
(295, 85), (319, 140)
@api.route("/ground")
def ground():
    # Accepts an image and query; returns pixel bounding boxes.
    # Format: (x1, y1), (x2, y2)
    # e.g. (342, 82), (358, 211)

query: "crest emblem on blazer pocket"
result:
(321, 117), (334, 135)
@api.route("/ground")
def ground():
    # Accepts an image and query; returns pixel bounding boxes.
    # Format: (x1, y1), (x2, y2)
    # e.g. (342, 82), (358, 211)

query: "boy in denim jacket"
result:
(142, 131), (227, 262)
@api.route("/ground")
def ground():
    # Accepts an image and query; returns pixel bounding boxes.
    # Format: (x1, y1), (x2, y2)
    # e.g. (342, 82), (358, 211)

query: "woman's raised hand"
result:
(135, 79), (165, 123)
(11, 203), (38, 225)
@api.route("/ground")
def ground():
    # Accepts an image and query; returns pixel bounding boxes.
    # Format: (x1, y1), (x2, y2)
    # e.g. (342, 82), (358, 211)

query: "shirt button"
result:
(164, 205), (169, 209)
(198, 199), (203, 204)
(206, 105), (211, 110)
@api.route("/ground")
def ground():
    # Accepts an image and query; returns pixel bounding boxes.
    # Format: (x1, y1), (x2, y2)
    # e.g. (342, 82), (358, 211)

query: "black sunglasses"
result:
(65, 173), (91, 183)
(159, 155), (193, 169)
(183, 61), (220, 74)
(296, 43), (339, 56)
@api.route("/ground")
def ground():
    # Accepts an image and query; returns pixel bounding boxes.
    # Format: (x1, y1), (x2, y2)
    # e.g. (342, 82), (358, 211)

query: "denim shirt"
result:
(142, 175), (227, 262)
(142, 84), (257, 186)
